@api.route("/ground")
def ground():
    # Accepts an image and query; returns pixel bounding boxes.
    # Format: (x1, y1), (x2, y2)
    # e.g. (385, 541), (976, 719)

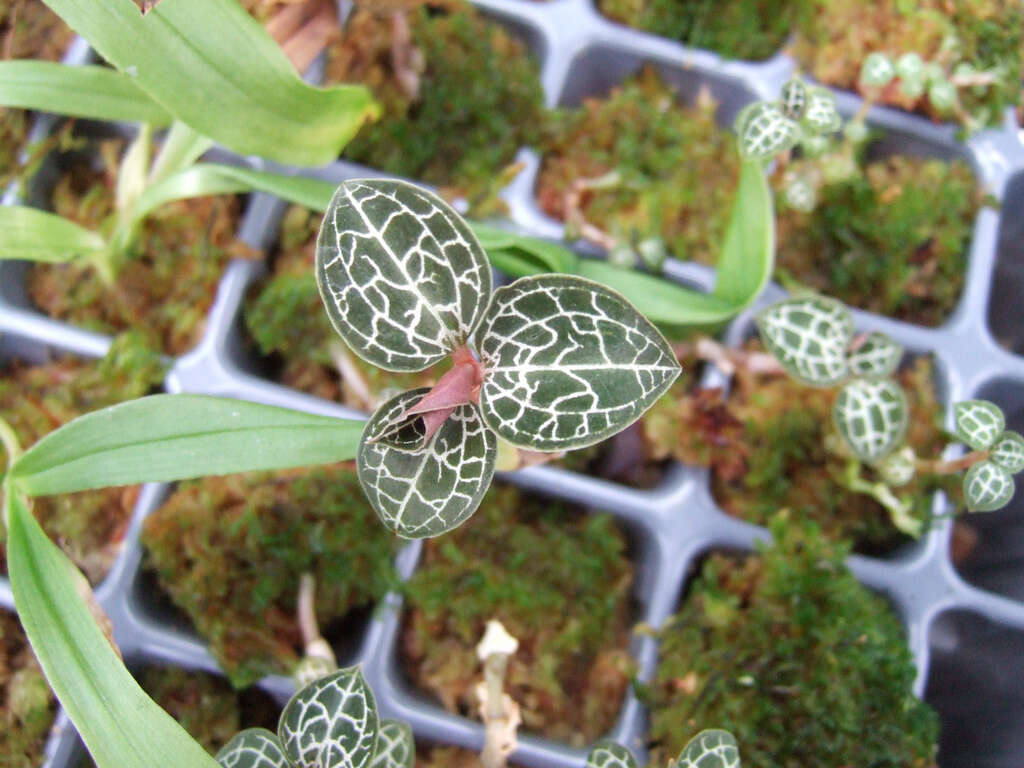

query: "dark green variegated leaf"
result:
(846, 332), (903, 378)
(755, 296), (854, 386)
(675, 729), (741, 768)
(954, 400), (1005, 451)
(779, 78), (808, 120)
(368, 720), (414, 768)
(991, 431), (1024, 474)
(216, 729), (288, 768)
(964, 461), (1016, 512)
(586, 740), (639, 768)
(357, 389), (496, 538)
(279, 668), (378, 768)
(735, 102), (801, 161)
(316, 179), (492, 372)
(801, 86), (841, 134)
(475, 275), (680, 451)
(833, 378), (908, 462)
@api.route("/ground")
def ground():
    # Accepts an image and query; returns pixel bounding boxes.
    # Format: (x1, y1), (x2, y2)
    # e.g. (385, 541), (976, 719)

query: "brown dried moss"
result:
(0, 609), (55, 768)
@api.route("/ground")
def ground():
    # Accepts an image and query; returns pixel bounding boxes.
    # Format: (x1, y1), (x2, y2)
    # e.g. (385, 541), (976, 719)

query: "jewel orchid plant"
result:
(586, 729), (740, 768)
(756, 294), (1024, 534)
(316, 179), (681, 537)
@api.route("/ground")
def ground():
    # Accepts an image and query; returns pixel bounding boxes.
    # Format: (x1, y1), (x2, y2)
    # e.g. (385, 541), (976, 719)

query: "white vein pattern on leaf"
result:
(847, 333), (901, 377)
(991, 433), (1024, 473)
(742, 105), (799, 157)
(676, 731), (740, 768)
(478, 281), (677, 448)
(955, 401), (1004, 449)
(320, 181), (488, 367)
(966, 462), (1014, 509)
(803, 89), (839, 132)
(281, 671), (375, 768)
(586, 742), (638, 768)
(217, 731), (288, 768)
(368, 722), (413, 768)
(361, 393), (493, 538)
(834, 379), (906, 461)
(760, 299), (852, 384)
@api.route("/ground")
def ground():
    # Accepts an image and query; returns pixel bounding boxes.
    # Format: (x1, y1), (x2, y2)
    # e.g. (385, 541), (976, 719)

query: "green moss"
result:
(141, 466), (400, 688)
(598, 0), (809, 60)
(402, 485), (634, 745)
(793, 0), (1021, 127)
(327, 1), (544, 211)
(1, 610), (56, 768)
(648, 515), (939, 767)
(775, 154), (983, 325)
(537, 66), (738, 265)
(0, 332), (165, 582)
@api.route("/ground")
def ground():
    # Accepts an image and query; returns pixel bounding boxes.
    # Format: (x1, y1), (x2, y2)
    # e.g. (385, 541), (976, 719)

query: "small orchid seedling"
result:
(315, 179), (680, 538)
(586, 729), (740, 768)
(216, 667), (414, 768)
(756, 295), (1024, 534)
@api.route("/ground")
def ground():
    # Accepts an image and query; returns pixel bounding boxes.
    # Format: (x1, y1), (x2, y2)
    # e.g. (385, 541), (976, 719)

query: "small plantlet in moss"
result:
(648, 514), (939, 767)
(327, 0), (544, 213)
(587, 729), (740, 768)
(401, 485), (634, 746)
(141, 466), (399, 688)
(0, 609), (55, 768)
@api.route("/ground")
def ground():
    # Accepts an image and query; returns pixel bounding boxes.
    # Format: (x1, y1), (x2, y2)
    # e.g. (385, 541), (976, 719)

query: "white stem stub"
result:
(477, 619), (519, 661)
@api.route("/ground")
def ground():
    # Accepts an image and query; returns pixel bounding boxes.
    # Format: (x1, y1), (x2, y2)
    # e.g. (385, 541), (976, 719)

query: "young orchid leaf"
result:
(801, 86), (842, 135)
(279, 668), (379, 768)
(316, 179), (492, 372)
(779, 78), (808, 120)
(368, 720), (414, 768)
(585, 740), (639, 768)
(712, 159), (775, 309)
(833, 378), (909, 462)
(148, 121), (216, 186)
(0, 206), (107, 263)
(964, 461), (1016, 513)
(357, 389), (496, 538)
(675, 729), (741, 768)
(846, 332), (903, 378)
(990, 431), (1024, 474)
(735, 102), (801, 161)
(755, 296), (854, 387)
(475, 275), (680, 451)
(860, 52), (896, 88)
(470, 223), (579, 275)
(5, 486), (221, 768)
(876, 446), (917, 487)
(216, 729), (289, 768)
(954, 400), (1006, 451)
(8, 395), (362, 497)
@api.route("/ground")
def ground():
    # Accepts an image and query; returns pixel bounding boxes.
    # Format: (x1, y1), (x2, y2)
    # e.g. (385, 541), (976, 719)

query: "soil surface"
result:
(0, 609), (55, 768)
(401, 485), (635, 746)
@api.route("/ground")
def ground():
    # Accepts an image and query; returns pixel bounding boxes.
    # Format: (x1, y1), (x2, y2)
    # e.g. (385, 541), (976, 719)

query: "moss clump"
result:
(416, 745), (481, 767)
(598, 0), (808, 61)
(649, 515), (939, 767)
(537, 66), (738, 265)
(792, 0), (1022, 127)
(402, 485), (634, 746)
(1, 610), (55, 768)
(244, 204), (445, 404)
(0, 332), (165, 582)
(27, 138), (257, 355)
(142, 466), (399, 688)
(775, 154), (983, 325)
(327, 1), (544, 211)
(643, 350), (956, 553)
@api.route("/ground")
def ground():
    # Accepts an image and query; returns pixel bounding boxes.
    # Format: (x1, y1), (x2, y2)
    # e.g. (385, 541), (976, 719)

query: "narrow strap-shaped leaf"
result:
(756, 296), (854, 387)
(674, 729), (741, 768)
(8, 394), (362, 497)
(368, 720), (414, 768)
(129, 164), (337, 229)
(5, 485), (221, 768)
(279, 667), (379, 768)
(953, 400), (1005, 451)
(846, 332), (903, 378)
(470, 223), (579, 274)
(357, 389), (496, 538)
(586, 740), (639, 768)
(711, 159), (774, 308)
(43, 0), (378, 167)
(0, 205), (107, 262)
(217, 729), (289, 768)
(0, 60), (172, 125)
(316, 179), (493, 372)
(833, 378), (909, 462)
(148, 121), (216, 186)
(990, 431), (1024, 474)
(476, 274), (680, 451)
(964, 460), (1016, 512)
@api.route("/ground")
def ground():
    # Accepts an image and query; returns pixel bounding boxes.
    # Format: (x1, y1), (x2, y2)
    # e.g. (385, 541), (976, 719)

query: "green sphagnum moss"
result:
(1, 609), (55, 768)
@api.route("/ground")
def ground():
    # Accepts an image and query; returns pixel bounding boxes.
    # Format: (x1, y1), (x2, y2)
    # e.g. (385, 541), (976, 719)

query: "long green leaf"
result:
(0, 206), (107, 262)
(5, 485), (220, 768)
(148, 121), (216, 186)
(128, 164), (337, 227)
(0, 60), (172, 125)
(8, 394), (362, 497)
(712, 158), (774, 304)
(43, 0), (379, 166)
